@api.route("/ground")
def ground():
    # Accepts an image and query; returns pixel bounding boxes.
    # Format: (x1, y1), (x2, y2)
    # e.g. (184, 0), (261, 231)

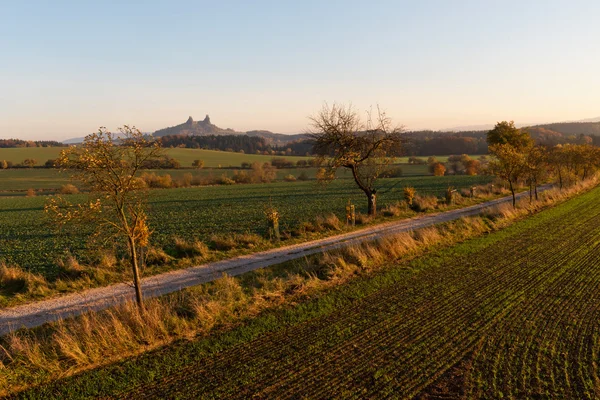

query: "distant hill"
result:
(151, 116), (308, 146)
(153, 115), (238, 137)
(531, 121), (600, 137)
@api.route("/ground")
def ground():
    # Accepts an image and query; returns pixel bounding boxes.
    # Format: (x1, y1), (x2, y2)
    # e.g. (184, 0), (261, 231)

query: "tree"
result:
(309, 104), (403, 216)
(192, 159), (204, 169)
(488, 144), (526, 207)
(23, 158), (37, 168)
(523, 146), (548, 201)
(0, 160), (7, 169)
(487, 121), (533, 151)
(45, 126), (162, 309)
(432, 162), (446, 176)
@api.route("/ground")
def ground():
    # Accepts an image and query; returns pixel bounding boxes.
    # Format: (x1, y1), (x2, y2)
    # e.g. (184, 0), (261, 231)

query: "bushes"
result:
(60, 184), (79, 194)
(284, 174), (296, 182)
(297, 171), (309, 181)
(140, 172), (173, 188)
(380, 166), (403, 178)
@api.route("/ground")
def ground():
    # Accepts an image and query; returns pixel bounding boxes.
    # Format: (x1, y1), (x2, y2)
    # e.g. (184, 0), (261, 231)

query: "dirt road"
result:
(0, 190), (540, 335)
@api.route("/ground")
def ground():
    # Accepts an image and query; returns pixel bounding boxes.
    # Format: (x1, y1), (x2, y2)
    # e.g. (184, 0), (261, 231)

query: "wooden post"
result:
(346, 202), (355, 226)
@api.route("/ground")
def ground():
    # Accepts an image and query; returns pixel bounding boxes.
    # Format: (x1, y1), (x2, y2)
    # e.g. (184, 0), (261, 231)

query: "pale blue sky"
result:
(1, 0), (598, 139)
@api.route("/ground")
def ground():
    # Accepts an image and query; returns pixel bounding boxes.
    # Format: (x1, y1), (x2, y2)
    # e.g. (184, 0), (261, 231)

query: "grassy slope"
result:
(13, 185), (600, 399)
(0, 175), (491, 277)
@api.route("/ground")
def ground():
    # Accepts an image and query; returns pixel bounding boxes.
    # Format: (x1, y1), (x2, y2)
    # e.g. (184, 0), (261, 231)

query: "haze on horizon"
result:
(1, 0), (599, 141)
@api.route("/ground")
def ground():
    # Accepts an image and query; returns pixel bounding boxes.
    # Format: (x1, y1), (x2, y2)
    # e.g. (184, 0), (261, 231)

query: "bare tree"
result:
(309, 103), (403, 216)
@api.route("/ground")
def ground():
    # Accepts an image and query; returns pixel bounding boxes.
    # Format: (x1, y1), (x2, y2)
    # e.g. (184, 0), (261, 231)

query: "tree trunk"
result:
(367, 191), (377, 216)
(534, 180), (539, 200)
(558, 169), (563, 189)
(128, 236), (144, 309)
(509, 180), (516, 208)
(529, 182), (533, 203)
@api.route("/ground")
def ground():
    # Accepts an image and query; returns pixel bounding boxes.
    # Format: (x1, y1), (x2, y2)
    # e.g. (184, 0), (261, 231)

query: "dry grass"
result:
(0, 264), (48, 298)
(145, 247), (174, 265)
(173, 237), (210, 258)
(381, 201), (409, 217)
(315, 214), (342, 231)
(412, 195), (438, 212)
(355, 212), (373, 225)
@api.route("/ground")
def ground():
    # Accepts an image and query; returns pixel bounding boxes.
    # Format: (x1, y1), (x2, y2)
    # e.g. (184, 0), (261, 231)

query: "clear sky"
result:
(1, 0), (599, 140)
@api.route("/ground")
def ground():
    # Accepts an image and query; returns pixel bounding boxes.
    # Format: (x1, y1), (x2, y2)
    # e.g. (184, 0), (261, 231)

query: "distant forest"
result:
(0, 139), (66, 148)
(3, 121), (599, 156)
(159, 121), (600, 157)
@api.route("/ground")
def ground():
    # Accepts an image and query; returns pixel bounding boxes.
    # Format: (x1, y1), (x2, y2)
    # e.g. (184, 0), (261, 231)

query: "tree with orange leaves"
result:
(45, 126), (162, 308)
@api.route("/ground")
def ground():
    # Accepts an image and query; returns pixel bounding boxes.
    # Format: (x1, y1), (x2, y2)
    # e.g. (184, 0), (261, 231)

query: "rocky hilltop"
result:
(152, 115), (308, 146)
(152, 115), (238, 137)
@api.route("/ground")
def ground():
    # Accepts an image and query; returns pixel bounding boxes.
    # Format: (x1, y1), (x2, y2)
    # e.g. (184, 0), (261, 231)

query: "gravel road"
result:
(0, 189), (543, 335)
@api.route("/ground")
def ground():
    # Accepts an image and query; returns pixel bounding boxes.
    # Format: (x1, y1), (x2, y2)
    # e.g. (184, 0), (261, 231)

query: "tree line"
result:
(0, 139), (66, 148)
(487, 121), (600, 207)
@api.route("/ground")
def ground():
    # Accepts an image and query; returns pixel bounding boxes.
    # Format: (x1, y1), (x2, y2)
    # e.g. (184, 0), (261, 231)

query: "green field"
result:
(0, 147), (481, 169)
(0, 165), (434, 193)
(0, 147), (313, 168)
(16, 184), (600, 399)
(0, 176), (491, 276)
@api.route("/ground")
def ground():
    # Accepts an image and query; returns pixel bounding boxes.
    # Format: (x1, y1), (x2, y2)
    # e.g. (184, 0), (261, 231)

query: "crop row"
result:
(0, 175), (491, 276)
(111, 185), (600, 398)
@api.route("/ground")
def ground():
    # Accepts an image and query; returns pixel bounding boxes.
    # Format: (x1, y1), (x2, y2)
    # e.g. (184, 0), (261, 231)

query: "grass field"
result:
(0, 147), (481, 169)
(0, 175), (492, 277)
(13, 184), (600, 399)
(0, 165), (435, 193)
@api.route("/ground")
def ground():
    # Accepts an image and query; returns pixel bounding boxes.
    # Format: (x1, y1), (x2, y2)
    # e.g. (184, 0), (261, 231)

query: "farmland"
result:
(0, 175), (491, 277)
(0, 166), (434, 193)
(0, 146), (480, 170)
(14, 184), (600, 399)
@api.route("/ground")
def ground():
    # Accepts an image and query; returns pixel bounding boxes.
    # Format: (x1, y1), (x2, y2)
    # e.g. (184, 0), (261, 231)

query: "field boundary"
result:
(0, 186), (549, 335)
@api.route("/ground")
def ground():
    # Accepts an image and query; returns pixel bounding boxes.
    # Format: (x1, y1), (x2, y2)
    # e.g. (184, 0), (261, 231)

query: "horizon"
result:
(1, 0), (599, 140)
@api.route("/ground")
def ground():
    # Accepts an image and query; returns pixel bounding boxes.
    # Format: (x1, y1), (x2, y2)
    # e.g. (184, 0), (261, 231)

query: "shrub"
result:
(403, 186), (416, 205)
(59, 184), (79, 194)
(380, 167), (403, 178)
(175, 173), (193, 188)
(192, 159), (204, 169)
(25, 189), (36, 197)
(297, 171), (309, 181)
(140, 172), (173, 188)
(271, 158), (294, 169)
(432, 162), (446, 176)
(216, 175), (235, 185)
(284, 174), (296, 182)
(232, 170), (251, 184)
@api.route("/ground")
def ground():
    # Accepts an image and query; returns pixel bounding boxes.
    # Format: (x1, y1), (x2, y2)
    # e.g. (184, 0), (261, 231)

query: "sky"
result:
(1, 0), (599, 140)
